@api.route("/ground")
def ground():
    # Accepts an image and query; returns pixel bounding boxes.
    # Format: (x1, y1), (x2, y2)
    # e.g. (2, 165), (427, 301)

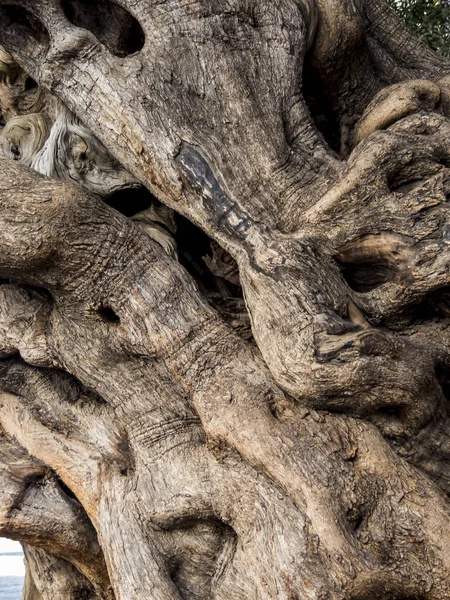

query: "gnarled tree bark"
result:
(0, 1), (450, 598)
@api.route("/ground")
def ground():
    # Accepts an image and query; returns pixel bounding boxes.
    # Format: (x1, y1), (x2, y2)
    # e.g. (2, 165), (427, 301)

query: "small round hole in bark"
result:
(389, 178), (425, 194)
(25, 77), (38, 91)
(439, 156), (450, 169)
(61, 0), (145, 57)
(346, 506), (365, 532)
(373, 405), (402, 419)
(98, 305), (120, 324)
(368, 404), (410, 440)
(350, 594), (425, 600)
(349, 588), (425, 600)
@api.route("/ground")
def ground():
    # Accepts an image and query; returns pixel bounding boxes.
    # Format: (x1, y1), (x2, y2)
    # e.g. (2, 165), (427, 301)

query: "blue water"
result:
(0, 553), (24, 600)
(0, 577), (23, 600)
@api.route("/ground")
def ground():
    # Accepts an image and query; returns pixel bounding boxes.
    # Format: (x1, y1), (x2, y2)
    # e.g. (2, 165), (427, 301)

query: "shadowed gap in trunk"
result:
(61, 0), (145, 57)
(302, 50), (341, 154)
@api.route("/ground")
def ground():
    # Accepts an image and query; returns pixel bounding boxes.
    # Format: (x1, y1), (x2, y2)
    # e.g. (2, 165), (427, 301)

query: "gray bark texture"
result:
(0, 0), (450, 598)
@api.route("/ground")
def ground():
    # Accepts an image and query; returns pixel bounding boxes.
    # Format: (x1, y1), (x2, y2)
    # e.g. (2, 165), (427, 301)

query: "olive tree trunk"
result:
(1, 0), (450, 598)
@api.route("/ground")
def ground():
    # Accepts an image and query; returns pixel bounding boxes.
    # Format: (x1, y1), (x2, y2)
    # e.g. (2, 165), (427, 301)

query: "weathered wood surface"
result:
(0, 1), (449, 598)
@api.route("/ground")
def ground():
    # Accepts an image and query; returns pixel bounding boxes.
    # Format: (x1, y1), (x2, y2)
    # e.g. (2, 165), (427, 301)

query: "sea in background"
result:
(0, 540), (24, 600)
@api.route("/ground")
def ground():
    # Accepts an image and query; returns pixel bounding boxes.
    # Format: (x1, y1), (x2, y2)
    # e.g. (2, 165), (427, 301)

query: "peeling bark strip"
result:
(0, 0), (450, 598)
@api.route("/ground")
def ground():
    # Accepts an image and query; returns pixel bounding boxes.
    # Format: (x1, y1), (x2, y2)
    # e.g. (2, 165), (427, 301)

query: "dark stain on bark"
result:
(175, 142), (253, 243)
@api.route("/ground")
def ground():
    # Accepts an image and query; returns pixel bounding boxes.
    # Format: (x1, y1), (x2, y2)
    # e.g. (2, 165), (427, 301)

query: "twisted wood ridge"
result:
(1, 1), (450, 598)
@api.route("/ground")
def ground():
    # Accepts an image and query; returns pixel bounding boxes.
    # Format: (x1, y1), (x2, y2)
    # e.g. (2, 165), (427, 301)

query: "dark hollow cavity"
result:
(337, 259), (397, 293)
(61, 0), (145, 57)
(106, 186), (156, 217)
(0, 6), (50, 49)
(435, 364), (450, 404)
(97, 304), (120, 324)
(302, 50), (342, 155)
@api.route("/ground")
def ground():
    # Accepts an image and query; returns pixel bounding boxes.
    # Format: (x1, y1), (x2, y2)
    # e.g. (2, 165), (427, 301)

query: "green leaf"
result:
(388, 0), (450, 56)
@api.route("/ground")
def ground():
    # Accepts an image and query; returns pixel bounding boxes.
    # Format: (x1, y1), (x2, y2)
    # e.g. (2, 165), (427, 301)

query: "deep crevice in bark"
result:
(173, 214), (252, 340)
(107, 184), (251, 338)
(302, 50), (341, 155)
(21, 284), (54, 304)
(175, 214), (239, 293)
(106, 186), (156, 218)
(55, 476), (80, 503)
(434, 363), (450, 405)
